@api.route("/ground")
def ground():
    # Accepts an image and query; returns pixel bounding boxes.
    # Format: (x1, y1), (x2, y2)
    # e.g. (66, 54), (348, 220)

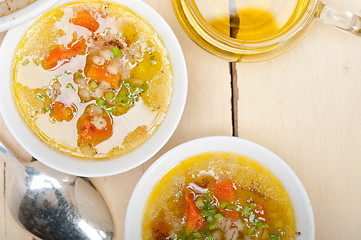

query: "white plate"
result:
(125, 136), (315, 240)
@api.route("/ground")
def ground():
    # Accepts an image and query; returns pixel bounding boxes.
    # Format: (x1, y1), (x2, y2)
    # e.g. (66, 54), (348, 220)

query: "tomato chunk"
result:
(70, 10), (99, 32)
(212, 180), (235, 202)
(42, 38), (86, 70)
(218, 208), (238, 221)
(85, 62), (121, 87)
(51, 101), (75, 122)
(77, 113), (112, 142)
(184, 188), (205, 232)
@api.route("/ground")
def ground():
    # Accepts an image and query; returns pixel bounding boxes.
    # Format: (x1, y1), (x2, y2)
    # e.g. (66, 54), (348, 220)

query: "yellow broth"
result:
(12, 0), (173, 159)
(143, 152), (296, 240)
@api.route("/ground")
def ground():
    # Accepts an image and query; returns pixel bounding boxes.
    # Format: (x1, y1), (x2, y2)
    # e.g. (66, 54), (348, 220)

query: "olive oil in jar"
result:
(172, 0), (310, 61)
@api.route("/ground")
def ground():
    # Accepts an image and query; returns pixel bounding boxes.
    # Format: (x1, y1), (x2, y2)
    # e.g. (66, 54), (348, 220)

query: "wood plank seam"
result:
(230, 62), (239, 137)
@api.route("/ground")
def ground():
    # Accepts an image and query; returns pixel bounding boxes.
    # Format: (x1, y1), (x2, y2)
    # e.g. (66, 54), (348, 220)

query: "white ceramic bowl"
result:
(0, 0), (187, 177)
(125, 136), (315, 240)
(0, 0), (58, 32)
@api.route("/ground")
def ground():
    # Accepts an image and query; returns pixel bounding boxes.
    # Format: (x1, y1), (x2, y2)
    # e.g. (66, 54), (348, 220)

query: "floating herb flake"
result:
(96, 98), (105, 107)
(53, 74), (62, 81)
(66, 83), (76, 91)
(123, 81), (130, 88)
(112, 46), (121, 58)
(22, 58), (29, 66)
(42, 107), (51, 113)
(175, 191), (183, 201)
(105, 107), (116, 113)
(76, 71), (83, 79)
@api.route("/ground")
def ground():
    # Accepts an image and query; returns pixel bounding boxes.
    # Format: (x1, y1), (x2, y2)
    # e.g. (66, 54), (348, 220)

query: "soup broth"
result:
(12, 0), (173, 159)
(143, 152), (296, 240)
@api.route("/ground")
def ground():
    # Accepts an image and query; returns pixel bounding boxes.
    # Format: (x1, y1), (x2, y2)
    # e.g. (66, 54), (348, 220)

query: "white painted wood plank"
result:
(236, 0), (361, 239)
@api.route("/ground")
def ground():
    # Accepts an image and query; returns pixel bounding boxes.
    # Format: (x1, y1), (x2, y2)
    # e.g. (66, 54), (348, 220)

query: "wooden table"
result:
(1, 0), (361, 239)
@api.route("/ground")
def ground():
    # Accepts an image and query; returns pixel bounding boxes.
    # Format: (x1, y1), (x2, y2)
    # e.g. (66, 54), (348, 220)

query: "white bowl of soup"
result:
(0, 0), (187, 177)
(125, 136), (314, 240)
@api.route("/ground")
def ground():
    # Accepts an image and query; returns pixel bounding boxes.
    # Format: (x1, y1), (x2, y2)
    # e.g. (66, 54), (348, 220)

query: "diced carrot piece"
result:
(78, 115), (112, 142)
(42, 38), (86, 70)
(70, 10), (100, 32)
(68, 38), (87, 55)
(212, 180), (235, 202)
(85, 63), (121, 87)
(51, 101), (74, 122)
(218, 208), (238, 221)
(184, 188), (205, 232)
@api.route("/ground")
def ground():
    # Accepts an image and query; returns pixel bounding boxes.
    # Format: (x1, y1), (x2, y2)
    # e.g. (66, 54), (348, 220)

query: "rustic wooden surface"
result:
(0, 0), (360, 239)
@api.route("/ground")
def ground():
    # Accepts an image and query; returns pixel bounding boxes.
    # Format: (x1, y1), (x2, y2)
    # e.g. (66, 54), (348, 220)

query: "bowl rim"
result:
(124, 136), (315, 240)
(0, 0), (187, 177)
(0, 0), (58, 32)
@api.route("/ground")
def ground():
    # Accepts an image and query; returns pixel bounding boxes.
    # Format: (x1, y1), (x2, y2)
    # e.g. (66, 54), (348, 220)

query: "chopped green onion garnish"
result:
(42, 107), (50, 113)
(214, 213), (224, 222)
(142, 82), (149, 91)
(201, 209), (216, 217)
(64, 70), (72, 75)
(105, 107), (116, 113)
(76, 71), (83, 79)
(133, 87), (143, 95)
(120, 99), (133, 107)
(248, 203), (256, 211)
(242, 206), (250, 217)
(123, 81), (130, 88)
(249, 212), (256, 223)
(192, 232), (202, 238)
(89, 80), (98, 89)
(96, 98), (105, 107)
(106, 92), (115, 100)
(220, 202), (228, 209)
(204, 194), (212, 202)
(205, 236), (213, 240)
(208, 222), (217, 230)
(256, 220), (264, 228)
(270, 233), (280, 240)
(66, 83), (76, 91)
(53, 74), (62, 81)
(37, 94), (44, 99)
(112, 46), (121, 58)
(248, 226), (256, 236)
(22, 58), (29, 66)
(227, 204), (237, 210)
(195, 197), (204, 208)
(175, 191), (182, 201)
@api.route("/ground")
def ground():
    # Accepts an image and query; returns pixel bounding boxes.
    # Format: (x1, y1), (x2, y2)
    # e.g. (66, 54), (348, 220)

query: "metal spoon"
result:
(0, 140), (114, 240)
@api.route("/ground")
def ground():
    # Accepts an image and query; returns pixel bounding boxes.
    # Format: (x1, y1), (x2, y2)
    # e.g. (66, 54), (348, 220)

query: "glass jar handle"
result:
(316, 2), (361, 36)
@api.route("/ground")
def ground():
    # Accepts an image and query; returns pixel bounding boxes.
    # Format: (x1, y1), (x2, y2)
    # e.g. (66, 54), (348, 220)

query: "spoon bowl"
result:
(0, 140), (114, 240)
